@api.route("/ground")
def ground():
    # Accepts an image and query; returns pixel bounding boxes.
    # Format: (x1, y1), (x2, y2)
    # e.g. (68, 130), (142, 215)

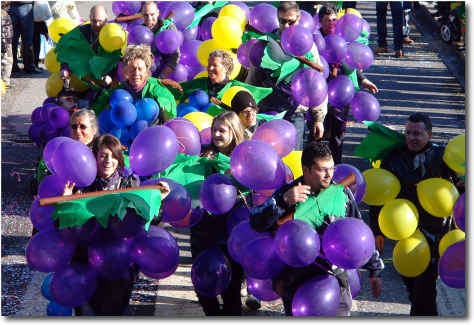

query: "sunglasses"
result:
(278, 18), (298, 25)
(71, 124), (89, 130)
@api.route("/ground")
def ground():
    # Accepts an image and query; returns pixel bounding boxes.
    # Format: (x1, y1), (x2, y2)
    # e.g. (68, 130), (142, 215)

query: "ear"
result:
(302, 165), (310, 175)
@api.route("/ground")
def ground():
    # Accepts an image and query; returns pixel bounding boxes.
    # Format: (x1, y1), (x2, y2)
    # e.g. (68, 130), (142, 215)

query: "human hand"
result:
(62, 181), (76, 196)
(361, 79), (378, 94)
(375, 235), (384, 255)
(160, 78), (183, 94)
(312, 121), (324, 141)
(102, 75), (112, 85)
(283, 182), (311, 206)
(158, 181), (170, 200)
(369, 277), (382, 298)
(59, 69), (69, 80)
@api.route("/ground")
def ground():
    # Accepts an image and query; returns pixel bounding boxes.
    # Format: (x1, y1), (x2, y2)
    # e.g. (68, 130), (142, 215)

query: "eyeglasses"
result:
(278, 18), (298, 26)
(314, 166), (337, 174)
(240, 108), (257, 116)
(71, 124), (89, 130)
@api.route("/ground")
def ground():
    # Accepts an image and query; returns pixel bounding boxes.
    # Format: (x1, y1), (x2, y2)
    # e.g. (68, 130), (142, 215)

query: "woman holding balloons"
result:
(62, 134), (170, 316)
(190, 111), (247, 316)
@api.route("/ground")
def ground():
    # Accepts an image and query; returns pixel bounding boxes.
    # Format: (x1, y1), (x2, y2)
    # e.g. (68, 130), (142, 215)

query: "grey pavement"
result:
(1, 1), (466, 318)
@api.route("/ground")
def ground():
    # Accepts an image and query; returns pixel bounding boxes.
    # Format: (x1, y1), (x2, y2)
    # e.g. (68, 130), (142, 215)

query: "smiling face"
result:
(142, 4), (159, 31)
(405, 121), (432, 153)
(211, 119), (232, 153)
(125, 59), (148, 88)
(278, 10), (300, 33)
(320, 13), (338, 35)
(207, 56), (228, 84)
(238, 107), (257, 127)
(70, 115), (96, 145)
(96, 144), (119, 179)
(303, 157), (335, 193)
(89, 6), (108, 36)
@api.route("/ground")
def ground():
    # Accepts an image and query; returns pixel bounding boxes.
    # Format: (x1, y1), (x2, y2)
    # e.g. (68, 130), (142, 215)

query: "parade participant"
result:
(69, 108), (98, 148)
(245, 1), (328, 151)
(141, 1), (180, 79)
(90, 45), (180, 123)
(229, 90), (265, 139)
(250, 142), (383, 316)
(191, 111), (246, 316)
(168, 50), (272, 106)
(62, 134), (170, 316)
(57, 89), (89, 114)
(316, 3), (378, 164)
(367, 113), (464, 316)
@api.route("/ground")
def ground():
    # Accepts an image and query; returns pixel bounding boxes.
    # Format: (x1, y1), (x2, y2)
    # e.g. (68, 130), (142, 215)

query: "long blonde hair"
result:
(201, 111), (245, 157)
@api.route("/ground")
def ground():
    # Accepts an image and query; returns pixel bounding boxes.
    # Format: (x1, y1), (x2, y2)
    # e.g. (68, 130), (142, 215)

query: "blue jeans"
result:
(376, 1), (404, 51)
(10, 3), (34, 67)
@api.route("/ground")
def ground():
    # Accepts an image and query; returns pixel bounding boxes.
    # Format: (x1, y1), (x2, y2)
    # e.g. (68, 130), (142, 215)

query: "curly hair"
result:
(209, 50), (234, 76)
(301, 142), (333, 169)
(122, 44), (154, 75)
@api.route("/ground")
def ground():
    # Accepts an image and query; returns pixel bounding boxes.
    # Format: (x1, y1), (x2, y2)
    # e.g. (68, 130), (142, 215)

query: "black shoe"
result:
(24, 66), (42, 74)
(430, 11), (441, 17)
(245, 295), (261, 310)
(11, 64), (21, 73)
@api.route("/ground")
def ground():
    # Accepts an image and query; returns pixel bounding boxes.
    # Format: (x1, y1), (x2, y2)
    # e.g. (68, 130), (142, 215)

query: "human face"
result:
(320, 13), (337, 35)
(212, 119), (232, 153)
(125, 59), (148, 88)
(238, 107), (257, 127)
(142, 5), (159, 31)
(405, 121), (432, 153)
(90, 10), (108, 35)
(58, 96), (74, 110)
(303, 158), (335, 193)
(207, 57), (228, 84)
(70, 116), (95, 145)
(96, 144), (119, 179)
(278, 10), (300, 33)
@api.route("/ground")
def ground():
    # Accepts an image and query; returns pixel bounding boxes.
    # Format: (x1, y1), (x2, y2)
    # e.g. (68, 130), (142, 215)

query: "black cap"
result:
(230, 91), (258, 115)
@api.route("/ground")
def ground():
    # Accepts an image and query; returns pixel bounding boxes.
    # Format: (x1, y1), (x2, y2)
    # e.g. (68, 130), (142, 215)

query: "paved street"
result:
(1, 1), (466, 318)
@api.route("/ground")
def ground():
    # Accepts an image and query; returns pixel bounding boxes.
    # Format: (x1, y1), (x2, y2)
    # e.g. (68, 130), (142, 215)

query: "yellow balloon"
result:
(393, 230), (431, 277)
(340, 8), (363, 18)
(69, 74), (90, 92)
(194, 70), (208, 79)
(212, 16), (243, 49)
(362, 168), (401, 206)
(417, 178), (460, 218)
(49, 18), (77, 43)
(45, 48), (61, 73)
(219, 4), (247, 29)
(82, 20), (91, 25)
(221, 86), (250, 107)
(379, 199), (419, 240)
(99, 23), (126, 52)
(228, 52), (242, 80)
(197, 39), (231, 67)
(439, 229), (465, 257)
(183, 112), (213, 132)
(45, 72), (64, 97)
(371, 160), (381, 168)
(1, 79), (5, 95)
(121, 31), (129, 56)
(282, 151), (303, 179)
(443, 134), (465, 174)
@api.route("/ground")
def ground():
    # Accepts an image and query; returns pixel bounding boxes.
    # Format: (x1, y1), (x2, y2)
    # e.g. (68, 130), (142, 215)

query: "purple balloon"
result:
(227, 220), (270, 264)
(299, 10), (316, 32)
(241, 236), (285, 280)
(164, 2), (195, 30)
(249, 40), (267, 69)
(226, 206), (250, 234)
(200, 173), (237, 215)
(48, 106), (70, 129)
(313, 30), (326, 54)
(200, 127), (211, 146)
(130, 126), (179, 176)
(246, 276), (280, 301)
(453, 193), (465, 232)
(182, 24), (200, 43)
(41, 103), (58, 122)
(108, 208), (146, 238)
(322, 218), (375, 269)
(332, 163), (366, 204)
(328, 75), (355, 108)
(169, 206), (205, 229)
(25, 228), (75, 273)
(292, 274), (340, 316)
(128, 18), (144, 29)
(319, 55), (329, 79)
(350, 91), (381, 122)
(39, 122), (60, 143)
(167, 63), (188, 82)
(155, 29), (180, 54)
(53, 140), (97, 187)
(38, 174), (68, 199)
(314, 18), (322, 30)
(43, 136), (73, 174)
(362, 19), (371, 38)
(191, 247), (232, 297)
(281, 24), (314, 57)
(199, 17), (217, 41)
(112, 1), (141, 16)
(117, 61), (125, 83)
(347, 268), (362, 298)
(249, 3), (279, 33)
(140, 256), (179, 279)
(230, 140), (286, 191)
(164, 117), (202, 156)
(50, 263), (98, 308)
(290, 67), (328, 107)
(110, 19), (130, 32)
(275, 219), (320, 267)
(237, 39), (258, 69)
(157, 2), (173, 19)
(252, 193), (268, 206)
(131, 225), (179, 274)
(321, 34), (348, 63)
(60, 217), (102, 245)
(88, 230), (132, 279)
(335, 13), (363, 42)
(186, 64), (206, 80)
(29, 198), (55, 231)
(438, 240), (465, 288)
(180, 40), (202, 67)
(59, 126), (71, 138)
(345, 41), (374, 70)
(141, 177), (191, 223)
(43, 97), (57, 106)
(252, 119), (298, 157)
(31, 106), (43, 123)
(127, 25), (155, 47)
(29, 122), (43, 146)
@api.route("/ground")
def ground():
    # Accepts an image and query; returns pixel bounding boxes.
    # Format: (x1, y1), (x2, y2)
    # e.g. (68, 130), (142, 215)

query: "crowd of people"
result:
(16, 1), (464, 317)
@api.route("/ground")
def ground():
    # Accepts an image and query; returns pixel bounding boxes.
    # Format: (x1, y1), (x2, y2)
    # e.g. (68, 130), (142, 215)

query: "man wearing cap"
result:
(230, 91), (266, 139)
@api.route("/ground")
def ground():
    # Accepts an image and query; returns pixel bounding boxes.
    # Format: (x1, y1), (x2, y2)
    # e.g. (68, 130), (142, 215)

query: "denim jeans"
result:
(376, 1), (404, 51)
(10, 3), (34, 68)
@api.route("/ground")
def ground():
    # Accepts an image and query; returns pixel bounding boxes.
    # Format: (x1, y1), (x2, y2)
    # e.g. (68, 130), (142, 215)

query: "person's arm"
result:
(59, 62), (70, 79)
(357, 69), (378, 94)
(362, 248), (384, 298)
(309, 95), (328, 141)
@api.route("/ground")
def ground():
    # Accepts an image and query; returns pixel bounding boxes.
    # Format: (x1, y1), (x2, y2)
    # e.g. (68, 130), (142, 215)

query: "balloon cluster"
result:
(29, 99), (72, 147)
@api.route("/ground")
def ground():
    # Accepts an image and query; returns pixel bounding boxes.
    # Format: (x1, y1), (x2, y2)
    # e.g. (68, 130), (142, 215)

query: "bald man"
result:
(59, 5), (113, 84)
(141, 1), (180, 78)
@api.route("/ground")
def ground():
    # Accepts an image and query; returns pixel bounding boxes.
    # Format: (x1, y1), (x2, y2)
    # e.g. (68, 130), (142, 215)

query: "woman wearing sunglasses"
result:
(69, 108), (99, 148)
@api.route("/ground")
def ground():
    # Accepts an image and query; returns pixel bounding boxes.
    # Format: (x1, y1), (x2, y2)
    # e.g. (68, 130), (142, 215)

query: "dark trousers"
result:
(191, 244), (244, 316)
(10, 3), (34, 66)
(33, 21), (48, 67)
(376, 1), (404, 51)
(401, 259), (440, 316)
(323, 113), (346, 165)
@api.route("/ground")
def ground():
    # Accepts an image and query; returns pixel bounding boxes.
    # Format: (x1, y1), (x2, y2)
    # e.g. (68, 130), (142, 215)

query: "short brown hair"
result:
(209, 50), (234, 76)
(92, 135), (125, 172)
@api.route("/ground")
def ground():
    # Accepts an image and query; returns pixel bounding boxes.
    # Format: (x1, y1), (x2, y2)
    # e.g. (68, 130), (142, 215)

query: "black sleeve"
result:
(356, 69), (366, 84)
